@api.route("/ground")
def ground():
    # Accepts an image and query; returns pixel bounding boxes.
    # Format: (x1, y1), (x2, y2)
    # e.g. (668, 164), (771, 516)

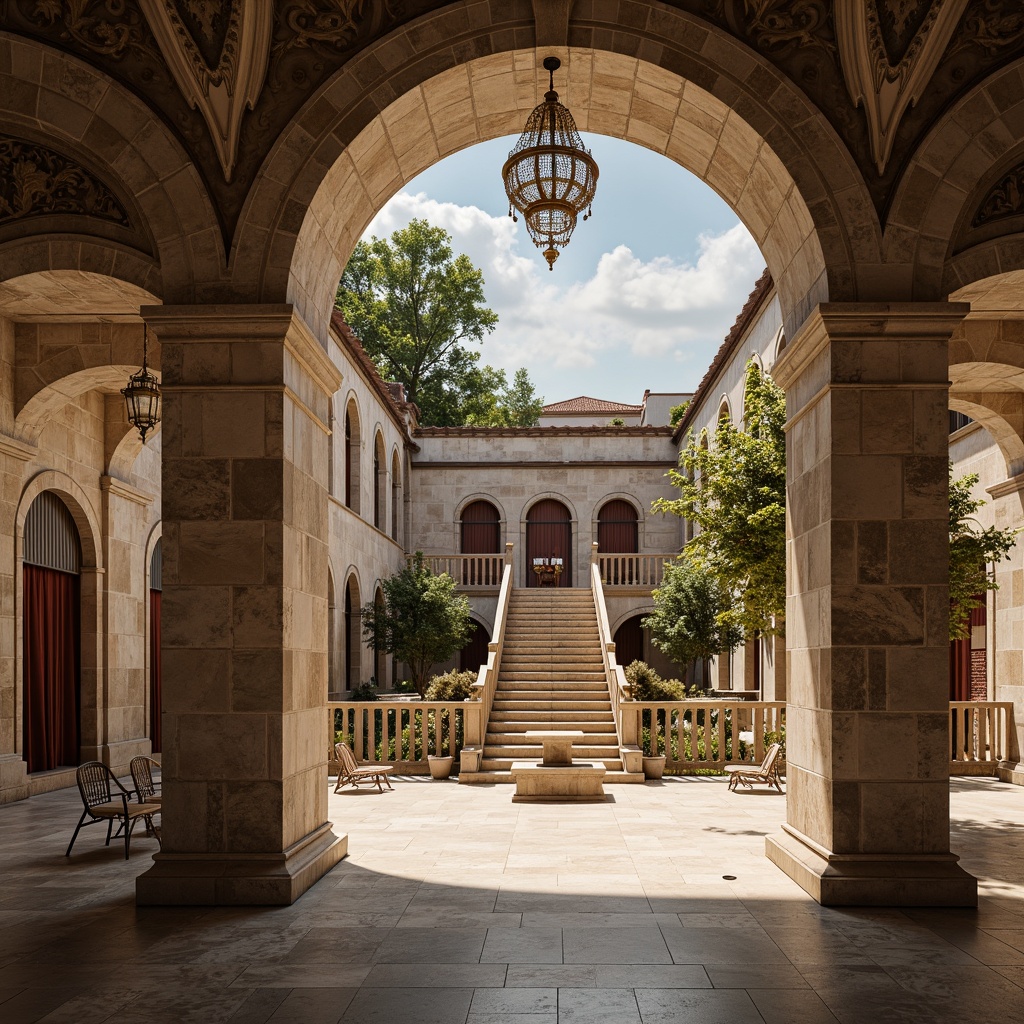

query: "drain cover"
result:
(722, 875), (737, 880)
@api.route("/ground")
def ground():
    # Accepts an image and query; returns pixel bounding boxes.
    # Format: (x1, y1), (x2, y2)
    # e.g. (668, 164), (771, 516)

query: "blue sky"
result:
(363, 136), (765, 407)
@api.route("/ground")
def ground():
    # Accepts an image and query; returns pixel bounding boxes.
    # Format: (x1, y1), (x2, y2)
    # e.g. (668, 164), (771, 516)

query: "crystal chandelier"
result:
(502, 56), (598, 270)
(122, 326), (161, 443)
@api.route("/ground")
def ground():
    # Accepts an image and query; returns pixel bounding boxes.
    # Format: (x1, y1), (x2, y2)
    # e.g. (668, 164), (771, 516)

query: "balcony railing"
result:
(597, 553), (675, 588)
(413, 553), (505, 588)
(950, 701), (1016, 774)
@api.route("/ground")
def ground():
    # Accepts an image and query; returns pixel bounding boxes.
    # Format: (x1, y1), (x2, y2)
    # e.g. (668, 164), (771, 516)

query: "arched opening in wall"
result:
(373, 585), (386, 685)
(950, 587), (987, 702)
(345, 400), (360, 513)
(459, 619), (491, 674)
(22, 491), (82, 774)
(614, 613), (690, 685)
(461, 500), (502, 587)
(598, 499), (640, 585)
(373, 432), (386, 531)
(149, 538), (162, 754)
(328, 396), (337, 498)
(391, 449), (401, 545)
(327, 568), (336, 695)
(344, 575), (361, 691)
(526, 499), (572, 588)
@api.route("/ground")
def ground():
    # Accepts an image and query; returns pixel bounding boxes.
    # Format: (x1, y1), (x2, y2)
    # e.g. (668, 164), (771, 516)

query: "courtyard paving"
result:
(1, 775), (1023, 1023)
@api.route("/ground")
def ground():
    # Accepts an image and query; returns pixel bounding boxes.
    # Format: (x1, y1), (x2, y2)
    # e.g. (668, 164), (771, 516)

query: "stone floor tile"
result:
(363, 963), (507, 987)
(746, 988), (840, 1024)
(557, 987), (641, 1023)
(635, 988), (765, 1024)
(562, 927), (672, 964)
(481, 927), (563, 963)
(339, 986), (474, 1023)
(224, 987), (291, 1024)
(280, 927), (390, 964)
(265, 987), (358, 1023)
(467, 1015), (557, 1024)
(371, 926), (488, 963)
(661, 925), (788, 965)
(396, 911), (523, 929)
(705, 963), (809, 988)
(470, 988), (557, 1013)
(231, 964), (372, 989)
(505, 966), (710, 988)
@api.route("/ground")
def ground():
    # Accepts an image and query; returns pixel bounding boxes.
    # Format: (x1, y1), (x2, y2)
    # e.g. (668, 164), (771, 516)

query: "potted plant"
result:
(428, 753), (454, 779)
(642, 752), (666, 779)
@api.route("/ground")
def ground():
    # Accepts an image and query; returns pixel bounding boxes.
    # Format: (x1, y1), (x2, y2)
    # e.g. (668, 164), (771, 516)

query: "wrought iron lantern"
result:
(122, 326), (161, 443)
(502, 56), (598, 270)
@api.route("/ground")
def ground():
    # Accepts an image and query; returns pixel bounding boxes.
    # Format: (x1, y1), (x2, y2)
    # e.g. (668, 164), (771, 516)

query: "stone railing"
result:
(596, 553), (676, 588)
(328, 699), (484, 774)
(413, 553), (505, 588)
(590, 545), (634, 756)
(624, 700), (786, 772)
(950, 701), (1016, 775)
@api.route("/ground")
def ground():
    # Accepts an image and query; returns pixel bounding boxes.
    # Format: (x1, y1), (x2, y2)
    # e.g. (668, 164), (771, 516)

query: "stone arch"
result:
(372, 583), (386, 686)
(455, 493), (508, 526)
(343, 569), (362, 691)
(372, 428), (386, 532)
(242, 8), (872, 341)
(107, 421), (163, 483)
(595, 495), (642, 554)
(0, 40), (223, 300)
(769, 326), (787, 369)
(717, 396), (733, 425)
(948, 394), (1024, 477)
(886, 58), (1024, 299)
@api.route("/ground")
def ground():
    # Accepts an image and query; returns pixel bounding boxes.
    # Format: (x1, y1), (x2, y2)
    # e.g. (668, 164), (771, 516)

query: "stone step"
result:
(494, 679), (607, 690)
(490, 709), (615, 721)
(499, 674), (607, 684)
(485, 735), (619, 750)
(486, 719), (615, 732)
(461, 768), (645, 784)
(491, 700), (613, 712)
(494, 691), (610, 704)
(475, 758), (626, 773)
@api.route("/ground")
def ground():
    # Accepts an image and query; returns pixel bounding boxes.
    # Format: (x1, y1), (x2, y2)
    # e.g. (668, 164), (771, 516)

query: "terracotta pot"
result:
(428, 754), (454, 779)
(642, 754), (666, 780)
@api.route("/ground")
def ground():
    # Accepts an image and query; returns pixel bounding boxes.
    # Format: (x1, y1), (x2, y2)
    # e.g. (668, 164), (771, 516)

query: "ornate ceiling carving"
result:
(973, 162), (1024, 228)
(0, 133), (130, 226)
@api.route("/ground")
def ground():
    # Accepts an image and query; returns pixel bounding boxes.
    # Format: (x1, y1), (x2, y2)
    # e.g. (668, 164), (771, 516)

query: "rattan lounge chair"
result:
(66, 761), (162, 859)
(726, 742), (783, 792)
(130, 755), (161, 805)
(333, 741), (394, 793)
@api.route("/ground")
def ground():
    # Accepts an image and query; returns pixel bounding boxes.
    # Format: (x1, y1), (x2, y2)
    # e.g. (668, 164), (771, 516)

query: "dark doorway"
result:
(597, 499), (638, 553)
(526, 499), (572, 587)
(613, 616), (644, 667)
(150, 538), (162, 753)
(459, 620), (491, 673)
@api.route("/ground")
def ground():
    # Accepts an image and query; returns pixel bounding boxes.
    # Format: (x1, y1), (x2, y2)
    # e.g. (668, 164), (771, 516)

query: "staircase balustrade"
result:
(590, 544), (633, 747)
(411, 553), (505, 588)
(949, 701), (1017, 774)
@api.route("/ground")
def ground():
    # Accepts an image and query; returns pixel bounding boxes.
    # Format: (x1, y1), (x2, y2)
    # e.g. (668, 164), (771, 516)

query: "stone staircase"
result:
(463, 588), (642, 783)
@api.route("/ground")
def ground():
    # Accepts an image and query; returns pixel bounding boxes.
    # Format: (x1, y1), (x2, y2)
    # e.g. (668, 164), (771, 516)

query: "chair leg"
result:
(105, 818), (114, 846)
(65, 812), (89, 857)
(124, 816), (138, 860)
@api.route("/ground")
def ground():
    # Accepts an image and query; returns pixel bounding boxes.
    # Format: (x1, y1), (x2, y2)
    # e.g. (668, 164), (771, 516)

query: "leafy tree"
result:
(642, 558), (743, 682)
(337, 219), (500, 426)
(467, 367), (545, 427)
(949, 469), (1016, 639)
(362, 554), (473, 697)
(654, 361), (787, 637)
(608, 417), (625, 427)
(669, 400), (690, 426)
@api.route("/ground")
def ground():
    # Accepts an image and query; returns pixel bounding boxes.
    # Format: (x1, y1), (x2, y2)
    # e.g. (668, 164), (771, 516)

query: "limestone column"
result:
(136, 305), (347, 906)
(767, 303), (977, 906)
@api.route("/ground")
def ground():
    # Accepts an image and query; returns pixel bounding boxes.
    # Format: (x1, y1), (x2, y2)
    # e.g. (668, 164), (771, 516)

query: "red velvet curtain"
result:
(22, 564), (80, 773)
(150, 588), (162, 753)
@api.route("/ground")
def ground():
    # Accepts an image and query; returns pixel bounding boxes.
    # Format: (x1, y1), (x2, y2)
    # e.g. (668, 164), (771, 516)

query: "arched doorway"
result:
(149, 538), (162, 754)
(373, 585), (386, 685)
(345, 400), (360, 513)
(526, 499), (572, 588)
(461, 500), (501, 587)
(459, 619), (491, 674)
(597, 500), (638, 553)
(373, 431), (385, 531)
(22, 491), (82, 774)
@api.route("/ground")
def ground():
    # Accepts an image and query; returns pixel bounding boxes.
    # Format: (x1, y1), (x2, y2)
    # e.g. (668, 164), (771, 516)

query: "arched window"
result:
(345, 400), (360, 513)
(391, 450), (401, 544)
(149, 538), (162, 753)
(373, 432), (386, 531)
(344, 575), (361, 690)
(526, 499), (572, 588)
(327, 567), (336, 694)
(373, 586), (386, 684)
(597, 499), (638, 553)
(23, 491), (81, 773)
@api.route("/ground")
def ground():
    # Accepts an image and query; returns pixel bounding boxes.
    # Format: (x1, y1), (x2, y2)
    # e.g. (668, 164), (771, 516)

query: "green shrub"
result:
(350, 680), (379, 701)
(623, 660), (697, 701)
(424, 669), (477, 701)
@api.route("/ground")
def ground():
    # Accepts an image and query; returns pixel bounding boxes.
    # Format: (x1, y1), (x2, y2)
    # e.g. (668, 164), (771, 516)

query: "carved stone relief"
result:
(973, 163), (1024, 227)
(0, 134), (130, 226)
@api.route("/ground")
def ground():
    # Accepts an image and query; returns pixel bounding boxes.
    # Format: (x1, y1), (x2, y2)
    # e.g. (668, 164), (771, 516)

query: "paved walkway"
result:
(1, 775), (1024, 1023)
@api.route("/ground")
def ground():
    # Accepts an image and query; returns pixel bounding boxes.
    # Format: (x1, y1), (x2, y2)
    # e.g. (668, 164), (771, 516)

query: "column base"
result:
(0, 754), (28, 804)
(997, 761), (1024, 786)
(766, 825), (977, 907)
(136, 822), (347, 906)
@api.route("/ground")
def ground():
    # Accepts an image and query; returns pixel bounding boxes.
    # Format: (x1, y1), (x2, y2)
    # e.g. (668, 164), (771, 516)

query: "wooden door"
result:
(526, 499), (572, 587)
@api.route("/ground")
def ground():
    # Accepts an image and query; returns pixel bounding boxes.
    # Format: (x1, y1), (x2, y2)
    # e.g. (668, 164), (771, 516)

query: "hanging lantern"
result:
(502, 56), (598, 270)
(122, 326), (161, 443)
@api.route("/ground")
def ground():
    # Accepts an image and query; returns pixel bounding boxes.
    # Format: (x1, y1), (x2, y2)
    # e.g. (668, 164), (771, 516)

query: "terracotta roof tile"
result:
(415, 425), (672, 438)
(541, 395), (643, 415)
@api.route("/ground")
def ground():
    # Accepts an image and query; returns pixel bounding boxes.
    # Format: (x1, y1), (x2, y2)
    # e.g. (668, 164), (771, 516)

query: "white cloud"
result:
(363, 191), (765, 399)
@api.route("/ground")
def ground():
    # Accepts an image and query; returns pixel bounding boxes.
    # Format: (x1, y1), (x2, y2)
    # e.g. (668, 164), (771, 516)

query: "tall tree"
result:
(949, 469), (1016, 639)
(653, 360), (787, 637)
(468, 367), (545, 427)
(337, 219), (500, 426)
(642, 557), (743, 682)
(361, 554), (473, 698)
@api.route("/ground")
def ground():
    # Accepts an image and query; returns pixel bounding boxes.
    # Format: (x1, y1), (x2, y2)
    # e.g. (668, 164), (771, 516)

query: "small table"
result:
(527, 730), (584, 766)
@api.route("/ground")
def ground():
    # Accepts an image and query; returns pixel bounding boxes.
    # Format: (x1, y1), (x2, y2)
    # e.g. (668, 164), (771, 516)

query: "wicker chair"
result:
(726, 742), (783, 792)
(129, 755), (161, 805)
(333, 741), (394, 794)
(66, 761), (161, 859)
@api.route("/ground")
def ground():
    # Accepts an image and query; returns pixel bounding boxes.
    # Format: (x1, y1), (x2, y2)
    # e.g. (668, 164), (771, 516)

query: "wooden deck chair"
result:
(66, 762), (162, 859)
(726, 742), (783, 792)
(334, 741), (394, 793)
(130, 755), (161, 805)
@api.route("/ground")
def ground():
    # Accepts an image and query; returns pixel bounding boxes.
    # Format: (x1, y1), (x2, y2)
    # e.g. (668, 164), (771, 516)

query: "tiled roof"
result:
(672, 267), (773, 443)
(415, 425), (672, 437)
(541, 395), (643, 415)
